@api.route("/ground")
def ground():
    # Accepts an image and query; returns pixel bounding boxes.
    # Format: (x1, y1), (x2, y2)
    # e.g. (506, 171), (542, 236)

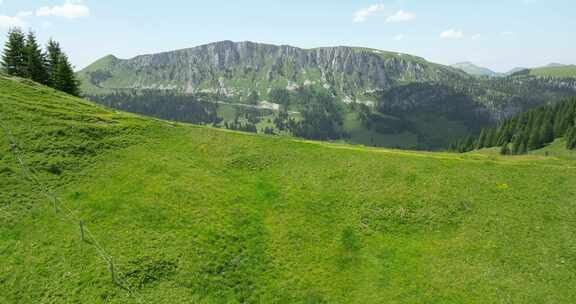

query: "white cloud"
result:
(501, 31), (515, 37)
(0, 15), (27, 28)
(471, 34), (481, 41)
(353, 4), (385, 23)
(36, 0), (90, 19)
(0, 0), (4, 5)
(386, 10), (415, 23)
(42, 21), (54, 28)
(394, 34), (404, 41)
(440, 29), (464, 39)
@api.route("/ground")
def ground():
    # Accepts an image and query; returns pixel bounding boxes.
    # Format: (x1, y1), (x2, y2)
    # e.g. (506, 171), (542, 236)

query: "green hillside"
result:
(530, 65), (576, 78)
(2, 75), (576, 303)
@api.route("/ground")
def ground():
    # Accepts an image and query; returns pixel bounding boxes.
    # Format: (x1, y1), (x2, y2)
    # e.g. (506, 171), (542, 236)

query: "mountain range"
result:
(450, 62), (500, 77)
(78, 41), (469, 97)
(77, 41), (576, 150)
(451, 62), (575, 78)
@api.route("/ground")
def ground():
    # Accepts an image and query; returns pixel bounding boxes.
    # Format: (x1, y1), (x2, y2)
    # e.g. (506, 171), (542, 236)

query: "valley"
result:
(77, 41), (576, 150)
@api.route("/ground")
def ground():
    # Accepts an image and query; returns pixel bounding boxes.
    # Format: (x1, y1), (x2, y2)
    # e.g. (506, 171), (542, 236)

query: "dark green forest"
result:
(88, 91), (223, 125)
(451, 98), (576, 154)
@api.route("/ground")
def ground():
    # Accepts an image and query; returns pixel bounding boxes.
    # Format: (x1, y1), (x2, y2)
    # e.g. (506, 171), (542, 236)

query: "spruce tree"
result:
(512, 135), (522, 155)
(567, 126), (576, 150)
(24, 31), (49, 85)
(1, 28), (27, 77)
(247, 90), (259, 105)
(476, 129), (487, 149)
(46, 39), (63, 87)
(500, 143), (510, 155)
(53, 53), (80, 96)
(518, 138), (528, 155)
(539, 120), (554, 145)
(528, 128), (542, 150)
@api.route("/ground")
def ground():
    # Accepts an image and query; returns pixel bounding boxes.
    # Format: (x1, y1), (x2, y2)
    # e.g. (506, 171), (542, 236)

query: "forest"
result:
(450, 98), (576, 154)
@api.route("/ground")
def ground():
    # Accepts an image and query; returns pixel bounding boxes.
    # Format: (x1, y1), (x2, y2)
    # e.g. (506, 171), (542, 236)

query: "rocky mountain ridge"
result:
(79, 40), (469, 98)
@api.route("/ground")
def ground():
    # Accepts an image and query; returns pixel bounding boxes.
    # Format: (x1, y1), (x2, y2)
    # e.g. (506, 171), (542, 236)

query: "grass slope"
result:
(2, 75), (576, 303)
(530, 65), (576, 78)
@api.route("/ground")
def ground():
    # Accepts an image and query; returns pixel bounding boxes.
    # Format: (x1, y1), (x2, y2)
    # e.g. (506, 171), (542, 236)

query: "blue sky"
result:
(0, 0), (574, 72)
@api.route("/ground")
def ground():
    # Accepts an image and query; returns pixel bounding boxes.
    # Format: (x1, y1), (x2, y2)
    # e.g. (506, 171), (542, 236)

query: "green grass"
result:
(530, 65), (576, 78)
(529, 138), (576, 160)
(472, 139), (576, 161)
(2, 74), (576, 303)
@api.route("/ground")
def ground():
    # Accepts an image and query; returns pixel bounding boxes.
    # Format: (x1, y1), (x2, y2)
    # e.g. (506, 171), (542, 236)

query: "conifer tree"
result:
(527, 129), (542, 150)
(247, 90), (259, 105)
(53, 53), (80, 96)
(539, 120), (554, 145)
(1, 28), (27, 77)
(476, 129), (486, 149)
(567, 126), (576, 150)
(500, 143), (510, 155)
(512, 133), (529, 155)
(46, 39), (63, 87)
(24, 31), (49, 84)
(518, 138), (528, 155)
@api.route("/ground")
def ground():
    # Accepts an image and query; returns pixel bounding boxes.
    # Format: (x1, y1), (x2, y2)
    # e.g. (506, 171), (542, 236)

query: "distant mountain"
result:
(546, 63), (566, 68)
(451, 62), (500, 77)
(530, 65), (576, 78)
(506, 67), (529, 75)
(78, 40), (469, 97)
(506, 64), (571, 77)
(77, 41), (576, 150)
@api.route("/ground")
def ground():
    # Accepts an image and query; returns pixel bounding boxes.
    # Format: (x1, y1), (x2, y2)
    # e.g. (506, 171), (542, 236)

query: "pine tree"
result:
(486, 128), (497, 147)
(459, 136), (475, 153)
(46, 39), (63, 87)
(476, 129), (487, 149)
(512, 135), (521, 155)
(512, 133), (529, 155)
(500, 143), (510, 155)
(567, 126), (576, 150)
(53, 53), (80, 96)
(24, 31), (49, 85)
(539, 120), (554, 145)
(528, 128), (543, 150)
(1, 28), (27, 77)
(247, 90), (259, 105)
(518, 138), (528, 155)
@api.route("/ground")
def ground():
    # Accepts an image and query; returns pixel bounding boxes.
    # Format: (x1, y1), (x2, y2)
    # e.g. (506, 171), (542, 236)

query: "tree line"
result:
(269, 87), (347, 141)
(1, 28), (80, 96)
(450, 98), (576, 154)
(87, 91), (222, 125)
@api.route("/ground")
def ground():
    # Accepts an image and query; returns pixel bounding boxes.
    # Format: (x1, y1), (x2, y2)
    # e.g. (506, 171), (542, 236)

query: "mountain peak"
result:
(451, 62), (499, 77)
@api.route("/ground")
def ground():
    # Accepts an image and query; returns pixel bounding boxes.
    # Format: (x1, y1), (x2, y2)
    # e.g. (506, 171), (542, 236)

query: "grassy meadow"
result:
(1, 75), (576, 303)
(530, 65), (576, 78)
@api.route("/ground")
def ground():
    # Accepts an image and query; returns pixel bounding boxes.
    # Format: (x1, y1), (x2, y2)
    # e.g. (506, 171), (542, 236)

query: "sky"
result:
(0, 0), (574, 72)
